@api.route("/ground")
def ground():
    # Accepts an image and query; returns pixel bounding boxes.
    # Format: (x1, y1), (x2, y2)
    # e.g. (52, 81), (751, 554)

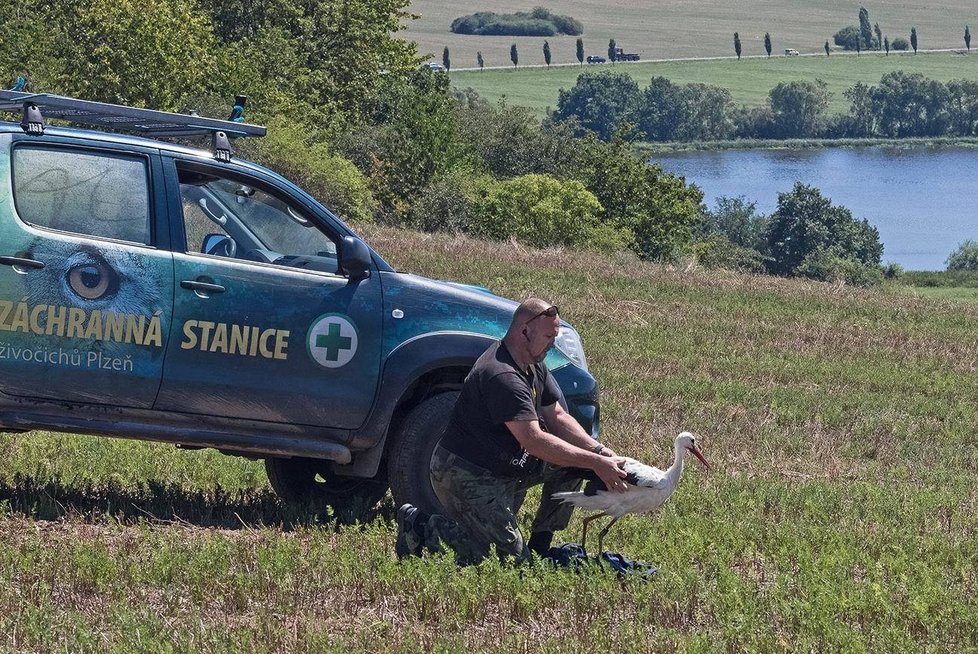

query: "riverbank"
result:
(638, 135), (978, 154)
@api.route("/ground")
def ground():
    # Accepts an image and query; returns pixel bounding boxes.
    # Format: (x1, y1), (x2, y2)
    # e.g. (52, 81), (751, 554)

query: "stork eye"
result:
(67, 259), (118, 300)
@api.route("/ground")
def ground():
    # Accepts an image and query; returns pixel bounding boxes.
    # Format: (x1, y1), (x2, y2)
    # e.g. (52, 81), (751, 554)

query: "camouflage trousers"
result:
(422, 444), (583, 565)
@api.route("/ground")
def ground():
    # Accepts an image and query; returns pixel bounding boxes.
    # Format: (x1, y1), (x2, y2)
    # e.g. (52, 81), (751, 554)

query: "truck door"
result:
(0, 135), (172, 407)
(154, 157), (383, 429)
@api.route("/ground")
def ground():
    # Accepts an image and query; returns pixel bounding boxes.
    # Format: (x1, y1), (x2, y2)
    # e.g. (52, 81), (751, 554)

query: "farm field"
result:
(2, 226), (977, 651)
(449, 50), (978, 116)
(405, 0), (977, 68)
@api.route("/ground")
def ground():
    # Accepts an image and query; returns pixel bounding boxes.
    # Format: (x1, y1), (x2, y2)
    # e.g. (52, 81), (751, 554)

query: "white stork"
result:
(553, 432), (709, 554)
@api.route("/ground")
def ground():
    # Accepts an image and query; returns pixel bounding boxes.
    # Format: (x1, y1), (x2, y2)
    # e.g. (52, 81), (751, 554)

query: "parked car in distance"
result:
(784, 48), (800, 56)
(424, 62), (446, 72)
(586, 55), (606, 64)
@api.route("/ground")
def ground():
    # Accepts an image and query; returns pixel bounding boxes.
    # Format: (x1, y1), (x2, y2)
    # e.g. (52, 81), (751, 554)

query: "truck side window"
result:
(11, 146), (152, 245)
(176, 166), (339, 273)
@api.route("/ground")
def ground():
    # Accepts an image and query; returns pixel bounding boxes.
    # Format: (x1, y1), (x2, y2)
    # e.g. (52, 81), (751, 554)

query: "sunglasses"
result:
(527, 305), (559, 322)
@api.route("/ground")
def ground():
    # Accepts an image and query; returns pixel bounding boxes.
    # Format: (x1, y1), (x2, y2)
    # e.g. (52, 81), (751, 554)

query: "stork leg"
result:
(580, 513), (606, 555)
(595, 516), (621, 555)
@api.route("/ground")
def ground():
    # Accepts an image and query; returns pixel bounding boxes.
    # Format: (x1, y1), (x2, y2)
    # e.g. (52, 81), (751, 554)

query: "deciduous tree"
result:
(554, 70), (640, 141)
(884, 36), (890, 54)
(910, 27), (918, 53)
(764, 32), (772, 57)
(765, 182), (882, 278)
(874, 23), (882, 50)
(608, 38), (616, 62)
(824, 40), (830, 56)
(576, 37), (584, 66)
(442, 46), (450, 72)
(543, 40), (551, 68)
(966, 26), (971, 51)
(510, 43), (518, 68)
(734, 32), (742, 59)
(477, 51), (484, 71)
(768, 79), (830, 138)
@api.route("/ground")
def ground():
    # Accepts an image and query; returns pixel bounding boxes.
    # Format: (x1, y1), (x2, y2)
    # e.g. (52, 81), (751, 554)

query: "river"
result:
(651, 146), (978, 271)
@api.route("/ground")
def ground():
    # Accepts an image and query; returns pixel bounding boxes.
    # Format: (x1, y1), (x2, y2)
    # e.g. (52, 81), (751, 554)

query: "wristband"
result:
(591, 444), (605, 454)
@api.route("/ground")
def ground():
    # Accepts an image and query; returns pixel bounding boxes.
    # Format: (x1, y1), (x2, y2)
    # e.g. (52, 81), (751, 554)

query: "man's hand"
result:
(593, 455), (628, 493)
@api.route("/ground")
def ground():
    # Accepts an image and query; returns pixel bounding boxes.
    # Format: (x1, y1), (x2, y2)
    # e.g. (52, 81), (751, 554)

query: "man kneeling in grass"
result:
(396, 298), (627, 564)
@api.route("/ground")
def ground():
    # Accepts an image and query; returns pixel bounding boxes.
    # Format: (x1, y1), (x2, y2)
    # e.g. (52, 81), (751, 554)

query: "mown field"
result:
(449, 50), (978, 116)
(3, 228), (977, 651)
(405, 0), (976, 68)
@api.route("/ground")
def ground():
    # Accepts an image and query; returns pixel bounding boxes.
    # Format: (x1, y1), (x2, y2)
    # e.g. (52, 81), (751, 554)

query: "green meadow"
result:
(2, 227), (976, 652)
(450, 51), (978, 116)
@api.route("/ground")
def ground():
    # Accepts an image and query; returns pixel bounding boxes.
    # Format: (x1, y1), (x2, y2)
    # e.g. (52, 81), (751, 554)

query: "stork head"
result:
(677, 431), (710, 470)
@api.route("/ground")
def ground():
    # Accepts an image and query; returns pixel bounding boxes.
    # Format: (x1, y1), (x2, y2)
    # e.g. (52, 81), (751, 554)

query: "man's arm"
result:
(540, 401), (617, 458)
(506, 419), (628, 492)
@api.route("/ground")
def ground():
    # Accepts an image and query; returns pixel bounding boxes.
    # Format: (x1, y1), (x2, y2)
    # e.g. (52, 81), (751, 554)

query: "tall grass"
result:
(2, 227), (977, 651)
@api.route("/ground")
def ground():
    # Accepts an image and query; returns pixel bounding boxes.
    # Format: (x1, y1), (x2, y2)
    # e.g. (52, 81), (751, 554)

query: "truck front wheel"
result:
(387, 392), (458, 515)
(264, 457), (389, 510)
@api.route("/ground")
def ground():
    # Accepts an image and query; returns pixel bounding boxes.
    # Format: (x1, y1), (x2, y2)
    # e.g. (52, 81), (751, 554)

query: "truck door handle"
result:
(0, 256), (44, 269)
(180, 280), (225, 293)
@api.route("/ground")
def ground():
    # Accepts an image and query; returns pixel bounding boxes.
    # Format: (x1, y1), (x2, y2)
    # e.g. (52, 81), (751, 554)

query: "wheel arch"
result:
(336, 332), (495, 478)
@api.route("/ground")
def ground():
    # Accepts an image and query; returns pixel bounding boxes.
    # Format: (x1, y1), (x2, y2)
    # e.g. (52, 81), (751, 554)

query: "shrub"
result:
(702, 196), (768, 251)
(470, 174), (626, 250)
(891, 37), (910, 50)
(245, 117), (377, 226)
(691, 235), (767, 272)
(946, 240), (978, 271)
(450, 9), (582, 36)
(833, 26), (862, 50)
(408, 170), (493, 233)
(794, 249), (883, 286)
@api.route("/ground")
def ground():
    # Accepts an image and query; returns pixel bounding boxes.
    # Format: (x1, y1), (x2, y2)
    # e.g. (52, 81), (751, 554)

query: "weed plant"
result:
(1, 228), (976, 651)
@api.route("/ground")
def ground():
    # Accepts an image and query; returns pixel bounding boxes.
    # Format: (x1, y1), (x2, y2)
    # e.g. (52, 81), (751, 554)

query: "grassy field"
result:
(449, 50), (978, 115)
(404, 0), (977, 68)
(2, 227), (977, 651)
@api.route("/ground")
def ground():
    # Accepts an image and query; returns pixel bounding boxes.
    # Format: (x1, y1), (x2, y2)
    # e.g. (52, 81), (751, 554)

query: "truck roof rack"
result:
(0, 89), (265, 162)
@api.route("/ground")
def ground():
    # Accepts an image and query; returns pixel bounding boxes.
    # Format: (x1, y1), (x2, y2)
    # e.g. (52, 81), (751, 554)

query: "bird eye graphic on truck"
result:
(306, 314), (358, 368)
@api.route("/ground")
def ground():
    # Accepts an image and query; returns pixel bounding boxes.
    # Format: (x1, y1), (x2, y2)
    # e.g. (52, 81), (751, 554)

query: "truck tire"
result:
(264, 456), (389, 510)
(387, 392), (458, 515)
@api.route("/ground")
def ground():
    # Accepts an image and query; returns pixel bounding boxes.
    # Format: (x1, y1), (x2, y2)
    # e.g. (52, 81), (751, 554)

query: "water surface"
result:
(652, 146), (978, 271)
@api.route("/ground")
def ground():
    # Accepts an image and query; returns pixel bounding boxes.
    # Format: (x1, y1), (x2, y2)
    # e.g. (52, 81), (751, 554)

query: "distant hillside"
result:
(406, 0), (975, 68)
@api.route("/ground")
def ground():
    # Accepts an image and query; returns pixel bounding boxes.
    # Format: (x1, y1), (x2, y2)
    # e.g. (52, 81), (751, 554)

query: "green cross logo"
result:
(315, 323), (352, 361)
(307, 314), (358, 368)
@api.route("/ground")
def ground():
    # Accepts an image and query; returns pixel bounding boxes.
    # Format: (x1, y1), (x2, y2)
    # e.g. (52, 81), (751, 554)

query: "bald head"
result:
(506, 298), (555, 339)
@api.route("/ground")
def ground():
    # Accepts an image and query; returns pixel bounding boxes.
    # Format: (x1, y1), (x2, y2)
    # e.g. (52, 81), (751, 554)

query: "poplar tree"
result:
(910, 27), (918, 53)
(543, 40), (551, 68)
(608, 38), (616, 62)
(442, 46), (450, 72)
(764, 32), (772, 57)
(576, 37), (584, 66)
(874, 23), (882, 50)
(510, 43), (518, 68)
(966, 26), (971, 51)
(734, 32), (742, 59)
(884, 36), (889, 55)
(858, 7), (873, 49)
(477, 51), (484, 71)
(824, 40), (830, 56)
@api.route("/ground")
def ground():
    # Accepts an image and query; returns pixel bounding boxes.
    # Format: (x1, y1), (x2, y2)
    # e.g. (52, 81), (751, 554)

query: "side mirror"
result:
(201, 233), (236, 257)
(338, 236), (372, 280)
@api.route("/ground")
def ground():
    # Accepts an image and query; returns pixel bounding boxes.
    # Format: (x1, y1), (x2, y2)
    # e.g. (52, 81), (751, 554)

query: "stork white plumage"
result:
(553, 432), (709, 554)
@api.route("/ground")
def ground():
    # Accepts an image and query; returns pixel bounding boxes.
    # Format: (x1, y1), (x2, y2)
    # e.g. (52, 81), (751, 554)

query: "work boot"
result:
(527, 530), (554, 557)
(395, 503), (425, 559)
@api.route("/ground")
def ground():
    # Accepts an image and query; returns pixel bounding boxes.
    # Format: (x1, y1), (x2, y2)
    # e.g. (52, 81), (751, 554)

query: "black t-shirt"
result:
(440, 340), (562, 477)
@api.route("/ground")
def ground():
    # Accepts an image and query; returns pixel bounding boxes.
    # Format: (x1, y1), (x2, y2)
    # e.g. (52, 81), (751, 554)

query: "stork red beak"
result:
(687, 445), (710, 470)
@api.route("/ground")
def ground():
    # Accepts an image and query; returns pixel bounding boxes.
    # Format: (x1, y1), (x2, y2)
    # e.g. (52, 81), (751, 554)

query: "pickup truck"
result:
(0, 90), (600, 514)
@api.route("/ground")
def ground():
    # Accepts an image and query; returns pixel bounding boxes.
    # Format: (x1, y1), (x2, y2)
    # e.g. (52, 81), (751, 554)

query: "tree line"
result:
(554, 70), (978, 142)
